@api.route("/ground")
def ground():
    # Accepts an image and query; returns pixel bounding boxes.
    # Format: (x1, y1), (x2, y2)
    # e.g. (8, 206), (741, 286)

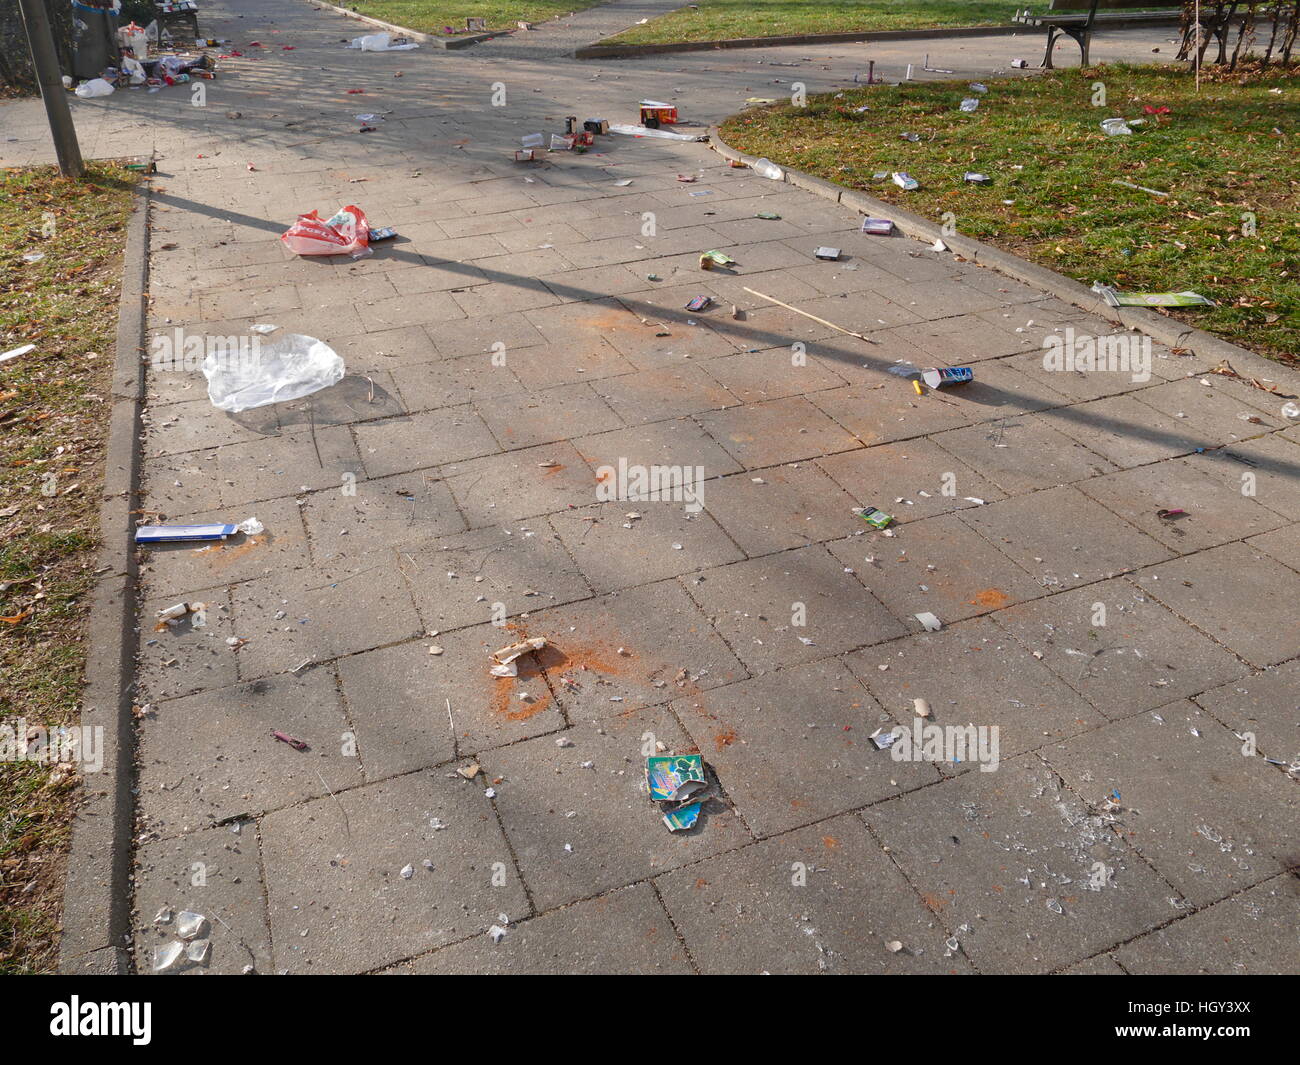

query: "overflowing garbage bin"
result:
(71, 0), (120, 81)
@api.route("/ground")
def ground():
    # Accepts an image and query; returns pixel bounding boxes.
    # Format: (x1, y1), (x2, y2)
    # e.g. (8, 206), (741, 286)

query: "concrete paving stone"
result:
(142, 398), (282, 457)
(527, 297), (729, 368)
(1000, 348), (1156, 404)
(904, 313), (1042, 363)
(138, 586), (240, 702)
(1058, 953), (1127, 974)
(427, 311), (548, 358)
(538, 263), (655, 302)
(1038, 395), (1204, 468)
(1076, 455), (1285, 552)
(1247, 524), (1300, 572)
(846, 617), (1102, 766)
(696, 395), (862, 469)
(798, 259), (909, 297)
(1133, 542), (1300, 667)
(865, 278), (1009, 320)
(1200, 432), (1300, 522)
(864, 756), (1175, 973)
(138, 669), (363, 833)
(715, 302), (839, 350)
(960, 485), (1171, 591)
(383, 259), (489, 295)
(141, 450), (225, 516)
(260, 769), (529, 973)
(442, 440), (599, 527)
(353, 407), (501, 479)
(356, 291), (466, 333)
(705, 345), (847, 402)
(215, 424), (364, 509)
(139, 497), (311, 600)
(448, 279), (565, 318)
(959, 269), (1047, 305)
(134, 827), (271, 975)
(301, 469), (466, 567)
(993, 578), (1247, 720)
(476, 382), (624, 450)
(276, 372), (407, 429)
(337, 626), (560, 765)
(471, 247), (580, 282)
(657, 816), (970, 973)
(501, 337), (640, 390)
(705, 462), (860, 557)
(401, 524), (594, 634)
(1131, 377), (1285, 444)
(828, 512), (1048, 627)
(673, 658), (938, 836)
(514, 579), (751, 717)
(229, 560), (423, 681)
(700, 267), (826, 310)
(799, 291), (926, 332)
(327, 325), (440, 367)
(551, 503), (743, 593)
(818, 438), (1005, 522)
(1043, 702), (1300, 907)
(573, 417), (743, 480)
(1114, 876), (1300, 975)
(389, 354), (525, 413)
(590, 364), (738, 423)
(809, 382), (970, 447)
(685, 545), (907, 673)
(297, 272), (400, 309)
(931, 416), (1117, 495)
(400, 883), (693, 974)
(416, 234), (511, 263)
(482, 706), (747, 910)
(560, 227), (729, 270)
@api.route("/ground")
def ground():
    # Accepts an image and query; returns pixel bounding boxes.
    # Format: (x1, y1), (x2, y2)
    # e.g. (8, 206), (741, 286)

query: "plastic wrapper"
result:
(202, 333), (345, 412)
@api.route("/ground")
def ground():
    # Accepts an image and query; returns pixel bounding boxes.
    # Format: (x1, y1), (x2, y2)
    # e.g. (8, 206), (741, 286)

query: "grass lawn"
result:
(0, 163), (136, 973)
(341, 0), (605, 34)
(720, 64), (1300, 362)
(603, 0), (1063, 45)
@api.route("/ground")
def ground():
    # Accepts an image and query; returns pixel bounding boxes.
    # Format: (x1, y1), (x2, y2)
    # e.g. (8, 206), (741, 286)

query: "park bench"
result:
(1012, 2), (1183, 67)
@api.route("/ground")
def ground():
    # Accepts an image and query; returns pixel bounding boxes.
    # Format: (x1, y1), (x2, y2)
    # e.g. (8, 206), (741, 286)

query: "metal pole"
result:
(17, 0), (84, 179)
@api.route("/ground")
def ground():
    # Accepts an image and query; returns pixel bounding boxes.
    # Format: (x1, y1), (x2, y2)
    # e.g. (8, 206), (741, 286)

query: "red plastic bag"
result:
(280, 206), (371, 259)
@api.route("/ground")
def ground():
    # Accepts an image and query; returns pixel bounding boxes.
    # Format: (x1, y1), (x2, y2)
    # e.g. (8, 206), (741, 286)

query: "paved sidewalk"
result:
(5, 0), (1298, 974)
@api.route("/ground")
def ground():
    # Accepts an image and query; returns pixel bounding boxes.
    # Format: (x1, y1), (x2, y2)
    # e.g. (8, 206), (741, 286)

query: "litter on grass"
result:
(1092, 285), (1215, 308)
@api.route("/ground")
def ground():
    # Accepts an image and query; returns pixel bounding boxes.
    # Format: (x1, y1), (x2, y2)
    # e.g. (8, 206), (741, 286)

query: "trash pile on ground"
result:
(64, 4), (222, 97)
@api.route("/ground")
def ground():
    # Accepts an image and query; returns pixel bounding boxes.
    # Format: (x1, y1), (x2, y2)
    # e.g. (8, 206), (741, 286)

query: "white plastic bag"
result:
(348, 32), (419, 51)
(74, 78), (115, 99)
(122, 56), (146, 85)
(202, 333), (345, 412)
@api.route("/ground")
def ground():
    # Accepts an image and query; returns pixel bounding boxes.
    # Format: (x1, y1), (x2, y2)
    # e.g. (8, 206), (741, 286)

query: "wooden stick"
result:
(742, 287), (878, 343)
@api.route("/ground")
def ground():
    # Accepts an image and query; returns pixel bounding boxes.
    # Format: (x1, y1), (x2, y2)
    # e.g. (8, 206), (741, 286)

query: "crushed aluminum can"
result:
(892, 172), (919, 191)
(685, 295), (713, 311)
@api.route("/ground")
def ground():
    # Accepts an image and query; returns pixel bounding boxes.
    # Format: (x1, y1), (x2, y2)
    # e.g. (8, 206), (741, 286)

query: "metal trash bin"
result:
(71, 0), (120, 81)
